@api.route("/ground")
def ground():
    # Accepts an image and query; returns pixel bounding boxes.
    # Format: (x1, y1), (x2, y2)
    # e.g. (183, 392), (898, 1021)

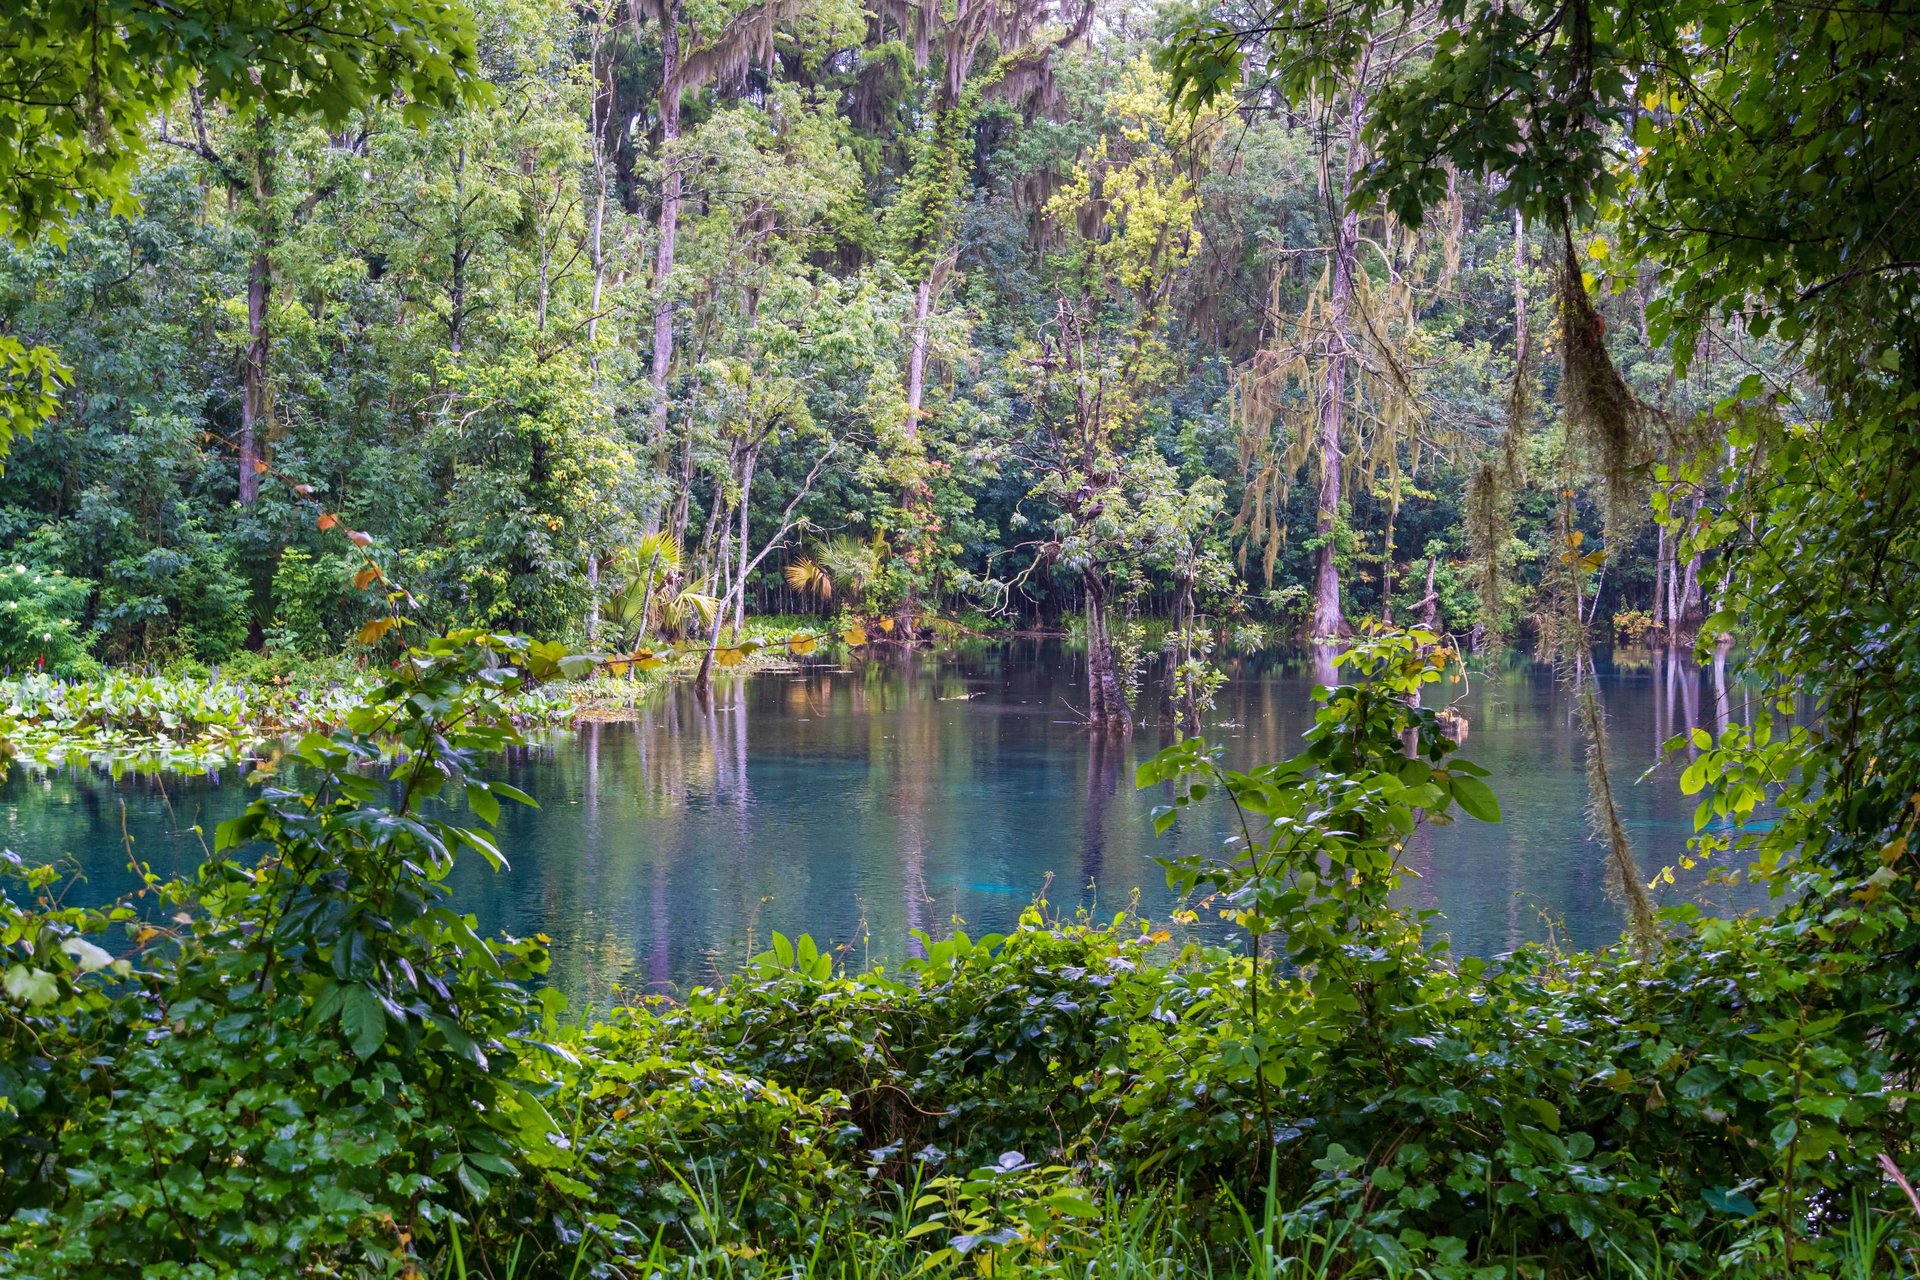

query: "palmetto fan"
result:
(601, 533), (718, 649)
(784, 535), (885, 607)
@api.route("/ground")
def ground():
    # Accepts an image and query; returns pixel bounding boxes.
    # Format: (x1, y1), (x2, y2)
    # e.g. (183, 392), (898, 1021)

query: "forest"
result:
(2, 0), (1918, 1276)
(0, 0), (1776, 695)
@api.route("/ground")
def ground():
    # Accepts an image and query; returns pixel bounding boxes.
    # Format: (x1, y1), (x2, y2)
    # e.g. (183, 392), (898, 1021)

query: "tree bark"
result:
(905, 276), (931, 436)
(1082, 571), (1131, 736)
(586, 16), (613, 355)
(734, 445), (755, 633)
(1677, 494), (1705, 633)
(645, 2), (684, 472)
(1652, 516), (1668, 635)
(1416, 553), (1438, 630)
(1310, 67), (1368, 639)
(1513, 208), (1527, 372)
(240, 247), (269, 506)
(449, 146), (469, 355)
(239, 121), (273, 507)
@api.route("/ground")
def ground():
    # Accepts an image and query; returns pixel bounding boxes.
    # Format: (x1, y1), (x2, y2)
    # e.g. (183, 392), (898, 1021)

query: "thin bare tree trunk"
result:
(1416, 554), (1438, 630)
(1083, 571), (1130, 736)
(734, 447), (755, 633)
(240, 244), (268, 505)
(644, 2), (684, 471)
(1310, 64), (1369, 639)
(1678, 494), (1704, 633)
(1652, 516), (1668, 636)
(449, 147), (469, 355)
(586, 13), (613, 354)
(905, 277), (931, 436)
(236, 109), (278, 506)
(1513, 208), (1527, 371)
(1666, 526), (1681, 632)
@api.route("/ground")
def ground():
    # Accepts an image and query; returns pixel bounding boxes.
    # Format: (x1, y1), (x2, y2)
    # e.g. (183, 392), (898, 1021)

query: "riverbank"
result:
(0, 619), (870, 772)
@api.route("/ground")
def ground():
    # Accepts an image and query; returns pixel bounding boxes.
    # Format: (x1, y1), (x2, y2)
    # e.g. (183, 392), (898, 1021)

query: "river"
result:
(1, 642), (1773, 1000)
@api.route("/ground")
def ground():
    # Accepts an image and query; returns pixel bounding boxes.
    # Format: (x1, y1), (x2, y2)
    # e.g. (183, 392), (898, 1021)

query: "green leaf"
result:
(340, 984), (386, 1059)
(1703, 1186), (1758, 1217)
(1450, 776), (1502, 823)
(1046, 1191), (1101, 1218)
(4, 965), (58, 1007)
(465, 781), (500, 826)
(455, 1160), (492, 1201)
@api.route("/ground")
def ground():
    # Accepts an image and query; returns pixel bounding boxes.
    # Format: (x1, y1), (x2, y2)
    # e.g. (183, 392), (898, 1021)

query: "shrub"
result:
(267, 546), (366, 656)
(1613, 606), (1659, 644)
(0, 562), (93, 676)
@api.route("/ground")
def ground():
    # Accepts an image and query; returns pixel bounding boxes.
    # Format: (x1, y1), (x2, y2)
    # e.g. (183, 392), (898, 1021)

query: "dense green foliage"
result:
(0, 0), (1777, 693)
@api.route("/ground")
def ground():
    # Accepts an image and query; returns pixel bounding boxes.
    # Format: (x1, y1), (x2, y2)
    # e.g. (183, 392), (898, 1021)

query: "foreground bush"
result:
(2, 629), (1916, 1278)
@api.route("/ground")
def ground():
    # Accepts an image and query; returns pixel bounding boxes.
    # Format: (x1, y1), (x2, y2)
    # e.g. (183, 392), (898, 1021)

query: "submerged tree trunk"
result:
(1168, 567), (1196, 734)
(1083, 572), (1130, 736)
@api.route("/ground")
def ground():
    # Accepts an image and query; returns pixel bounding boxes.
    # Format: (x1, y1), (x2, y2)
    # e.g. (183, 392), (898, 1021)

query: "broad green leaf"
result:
(1450, 776), (1502, 823)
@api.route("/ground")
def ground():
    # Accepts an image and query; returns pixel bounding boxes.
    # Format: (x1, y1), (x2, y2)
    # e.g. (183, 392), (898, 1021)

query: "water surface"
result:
(2, 644), (1772, 999)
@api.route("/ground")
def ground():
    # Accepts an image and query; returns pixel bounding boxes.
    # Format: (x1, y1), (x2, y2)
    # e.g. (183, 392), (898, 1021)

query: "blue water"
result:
(1, 643), (1773, 1000)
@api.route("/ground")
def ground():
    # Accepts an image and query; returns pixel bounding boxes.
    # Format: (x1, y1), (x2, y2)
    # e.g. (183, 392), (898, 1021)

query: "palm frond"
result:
(785, 556), (832, 600)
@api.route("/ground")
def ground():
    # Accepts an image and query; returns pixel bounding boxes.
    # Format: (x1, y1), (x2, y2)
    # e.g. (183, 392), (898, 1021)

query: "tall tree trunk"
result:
(1513, 208), (1527, 371)
(670, 426), (696, 551)
(1652, 515), (1668, 635)
(645, 3), (684, 470)
(1310, 69), (1369, 639)
(586, 16), (613, 356)
(239, 120), (273, 506)
(905, 276), (931, 436)
(449, 146), (468, 354)
(1082, 571), (1131, 736)
(1666, 524), (1681, 631)
(1677, 494), (1704, 633)
(240, 247), (269, 505)
(1311, 235), (1354, 638)
(1379, 483), (1399, 621)
(734, 446), (755, 633)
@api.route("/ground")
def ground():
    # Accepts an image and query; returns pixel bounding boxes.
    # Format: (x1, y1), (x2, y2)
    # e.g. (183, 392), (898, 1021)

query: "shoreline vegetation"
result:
(3, 628), (1916, 1278)
(0, 617), (1697, 777)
